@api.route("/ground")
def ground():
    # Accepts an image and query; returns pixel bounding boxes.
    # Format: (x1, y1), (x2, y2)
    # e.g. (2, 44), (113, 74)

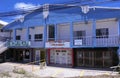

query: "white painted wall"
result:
(30, 26), (44, 48)
(57, 23), (70, 41)
(73, 21), (93, 37)
(16, 29), (26, 41)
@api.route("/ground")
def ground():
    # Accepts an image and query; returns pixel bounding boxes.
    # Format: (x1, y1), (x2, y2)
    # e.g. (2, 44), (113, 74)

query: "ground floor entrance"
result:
(12, 49), (32, 63)
(34, 49), (46, 64)
(48, 48), (73, 67)
(74, 48), (119, 68)
(3, 48), (46, 64)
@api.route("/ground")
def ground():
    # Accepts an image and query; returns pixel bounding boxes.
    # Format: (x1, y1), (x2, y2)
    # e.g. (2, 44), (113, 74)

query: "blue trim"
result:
(54, 24), (57, 41)
(118, 18), (120, 64)
(13, 29), (16, 41)
(92, 19), (96, 47)
(70, 22), (73, 48)
(43, 19), (47, 47)
(26, 27), (29, 41)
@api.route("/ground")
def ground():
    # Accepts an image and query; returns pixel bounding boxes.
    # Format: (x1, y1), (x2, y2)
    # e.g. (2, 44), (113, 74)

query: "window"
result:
(74, 31), (86, 39)
(29, 35), (31, 40)
(48, 24), (55, 41)
(34, 34), (43, 41)
(96, 28), (109, 38)
(16, 35), (21, 40)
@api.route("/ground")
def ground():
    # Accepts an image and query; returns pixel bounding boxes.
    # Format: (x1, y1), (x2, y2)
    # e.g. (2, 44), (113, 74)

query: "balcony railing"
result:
(73, 35), (119, 47)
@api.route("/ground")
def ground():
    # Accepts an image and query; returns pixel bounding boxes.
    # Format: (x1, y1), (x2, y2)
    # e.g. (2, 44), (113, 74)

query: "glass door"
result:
(35, 50), (40, 64)
(77, 51), (84, 66)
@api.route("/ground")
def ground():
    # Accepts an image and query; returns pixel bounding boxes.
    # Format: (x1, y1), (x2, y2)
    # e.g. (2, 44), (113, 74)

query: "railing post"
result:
(92, 19), (96, 47)
(70, 22), (73, 48)
(13, 28), (16, 41)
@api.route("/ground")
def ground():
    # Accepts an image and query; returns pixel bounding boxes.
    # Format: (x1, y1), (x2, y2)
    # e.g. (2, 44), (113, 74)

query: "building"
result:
(0, 20), (10, 62)
(2, 1), (120, 68)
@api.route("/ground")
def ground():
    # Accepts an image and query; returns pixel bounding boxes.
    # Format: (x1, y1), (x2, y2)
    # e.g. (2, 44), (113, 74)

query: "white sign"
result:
(74, 39), (82, 45)
(45, 41), (70, 48)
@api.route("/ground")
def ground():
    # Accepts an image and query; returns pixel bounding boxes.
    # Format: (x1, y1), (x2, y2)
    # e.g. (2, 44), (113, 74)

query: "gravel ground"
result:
(0, 62), (119, 78)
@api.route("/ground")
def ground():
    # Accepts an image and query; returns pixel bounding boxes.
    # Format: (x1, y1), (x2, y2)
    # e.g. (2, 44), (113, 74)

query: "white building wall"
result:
(73, 21), (93, 37)
(30, 26), (44, 48)
(0, 32), (10, 38)
(16, 29), (26, 41)
(96, 19), (118, 36)
(96, 19), (118, 46)
(57, 23), (70, 41)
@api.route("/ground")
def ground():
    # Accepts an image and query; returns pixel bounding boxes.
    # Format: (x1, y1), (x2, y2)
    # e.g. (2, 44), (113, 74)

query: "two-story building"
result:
(2, 1), (120, 68)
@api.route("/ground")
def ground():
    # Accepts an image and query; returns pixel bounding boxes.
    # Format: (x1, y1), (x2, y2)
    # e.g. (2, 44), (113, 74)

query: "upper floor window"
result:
(16, 35), (21, 40)
(74, 31), (86, 39)
(48, 24), (55, 41)
(96, 28), (109, 38)
(29, 35), (31, 40)
(34, 34), (43, 41)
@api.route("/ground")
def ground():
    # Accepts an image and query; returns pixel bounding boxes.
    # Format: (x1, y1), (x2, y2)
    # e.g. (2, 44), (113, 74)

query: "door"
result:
(35, 50), (40, 64)
(55, 51), (60, 64)
(60, 50), (67, 64)
(23, 50), (30, 63)
(40, 51), (45, 61)
(77, 51), (84, 66)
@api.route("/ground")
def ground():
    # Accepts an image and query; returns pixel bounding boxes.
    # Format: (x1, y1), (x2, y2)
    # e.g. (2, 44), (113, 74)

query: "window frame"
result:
(96, 28), (109, 38)
(34, 34), (43, 41)
(16, 35), (21, 40)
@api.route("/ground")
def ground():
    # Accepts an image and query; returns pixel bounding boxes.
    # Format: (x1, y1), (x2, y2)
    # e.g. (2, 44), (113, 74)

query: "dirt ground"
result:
(0, 62), (119, 78)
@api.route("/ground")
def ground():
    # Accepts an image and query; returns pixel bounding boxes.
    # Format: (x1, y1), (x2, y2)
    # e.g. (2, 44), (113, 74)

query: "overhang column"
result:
(13, 28), (16, 41)
(43, 19), (47, 47)
(26, 27), (29, 41)
(92, 19), (96, 47)
(54, 24), (57, 41)
(118, 19), (120, 64)
(70, 22), (73, 48)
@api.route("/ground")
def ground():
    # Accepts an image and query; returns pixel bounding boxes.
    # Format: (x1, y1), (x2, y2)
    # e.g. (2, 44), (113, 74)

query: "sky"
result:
(0, 0), (72, 22)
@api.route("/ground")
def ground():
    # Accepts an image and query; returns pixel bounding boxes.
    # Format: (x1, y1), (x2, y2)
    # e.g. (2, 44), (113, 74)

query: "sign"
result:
(7, 41), (31, 47)
(74, 39), (82, 45)
(45, 41), (70, 48)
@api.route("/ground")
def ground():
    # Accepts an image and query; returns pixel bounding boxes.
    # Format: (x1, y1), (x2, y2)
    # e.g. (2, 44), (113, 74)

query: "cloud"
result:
(14, 2), (40, 11)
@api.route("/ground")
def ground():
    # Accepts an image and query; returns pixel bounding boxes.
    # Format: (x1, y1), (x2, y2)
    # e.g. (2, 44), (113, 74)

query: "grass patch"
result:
(0, 71), (11, 77)
(13, 66), (26, 74)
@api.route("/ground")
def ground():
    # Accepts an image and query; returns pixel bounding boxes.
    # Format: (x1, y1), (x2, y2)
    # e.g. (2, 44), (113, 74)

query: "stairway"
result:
(0, 41), (8, 54)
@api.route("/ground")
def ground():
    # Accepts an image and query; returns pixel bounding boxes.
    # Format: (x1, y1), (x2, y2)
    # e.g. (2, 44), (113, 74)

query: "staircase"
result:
(0, 41), (8, 54)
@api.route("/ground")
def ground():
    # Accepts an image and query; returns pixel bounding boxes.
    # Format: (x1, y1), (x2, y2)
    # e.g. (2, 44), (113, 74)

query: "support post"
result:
(92, 19), (96, 47)
(26, 27), (29, 41)
(13, 28), (16, 41)
(118, 19), (120, 65)
(54, 24), (57, 41)
(43, 19), (47, 47)
(70, 22), (73, 48)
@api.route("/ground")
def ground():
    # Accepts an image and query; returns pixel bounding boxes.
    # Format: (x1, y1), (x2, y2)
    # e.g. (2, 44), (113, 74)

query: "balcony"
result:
(73, 35), (119, 47)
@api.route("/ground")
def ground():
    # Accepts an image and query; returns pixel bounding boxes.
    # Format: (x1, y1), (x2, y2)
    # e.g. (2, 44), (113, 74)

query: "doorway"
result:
(75, 49), (115, 68)
(35, 49), (45, 64)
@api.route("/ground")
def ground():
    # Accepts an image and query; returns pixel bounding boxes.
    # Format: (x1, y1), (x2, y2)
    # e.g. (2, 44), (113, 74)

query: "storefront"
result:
(74, 48), (119, 68)
(12, 48), (32, 63)
(46, 41), (74, 67)
(48, 48), (73, 67)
